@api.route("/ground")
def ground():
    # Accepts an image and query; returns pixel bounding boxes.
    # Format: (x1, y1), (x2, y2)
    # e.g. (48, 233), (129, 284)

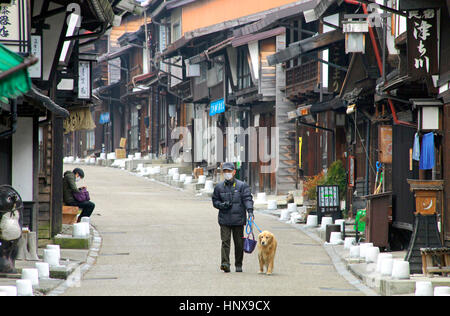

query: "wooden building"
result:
(1, 0), (137, 243)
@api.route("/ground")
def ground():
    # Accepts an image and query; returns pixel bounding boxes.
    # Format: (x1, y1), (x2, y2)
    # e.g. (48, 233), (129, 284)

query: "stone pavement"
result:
(2, 163), (448, 296)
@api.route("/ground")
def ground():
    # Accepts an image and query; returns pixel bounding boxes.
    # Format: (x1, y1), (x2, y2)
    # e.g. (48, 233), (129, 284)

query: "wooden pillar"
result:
(443, 103), (450, 246)
(50, 114), (63, 237)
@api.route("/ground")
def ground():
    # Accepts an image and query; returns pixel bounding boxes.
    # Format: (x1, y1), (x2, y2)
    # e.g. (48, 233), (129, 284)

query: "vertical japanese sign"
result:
(378, 125), (393, 164)
(298, 137), (303, 169)
(348, 155), (355, 187)
(29, 35), (41, 78)
(78, 61), (91, 99)
(407, 9), (438, 78)
(0, 0), (29, 53)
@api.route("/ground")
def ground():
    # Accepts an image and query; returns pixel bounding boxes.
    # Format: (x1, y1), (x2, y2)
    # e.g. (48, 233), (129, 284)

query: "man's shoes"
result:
(220, 264), (231, 273)
(235, 266), (243, 272)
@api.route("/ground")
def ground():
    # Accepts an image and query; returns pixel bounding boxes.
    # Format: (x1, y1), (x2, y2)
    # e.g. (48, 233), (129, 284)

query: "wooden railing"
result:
(286, 60), (319, 96)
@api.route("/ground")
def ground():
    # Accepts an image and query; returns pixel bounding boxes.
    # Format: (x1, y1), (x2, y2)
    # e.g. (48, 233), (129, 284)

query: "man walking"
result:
(212, 162), (254, 273)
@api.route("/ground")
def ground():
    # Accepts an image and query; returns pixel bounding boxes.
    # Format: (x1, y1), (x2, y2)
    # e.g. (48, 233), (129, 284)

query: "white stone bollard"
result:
(320, 217), (333, 230)
(306, 215), (318, 227)
(380, 258), (394, 276)
(376, 253), (393, 273)
(43, 249), (60, 267)
(365, 246), (380, 263)
(329, 232), (343, 245)
(434, 286), (450, 296)
(391, 260), (410, 279)
(16, 280), (33, 296)
(359, 243), (373, 258)
(198, 175), (206, 184)
(287, 203), (297, 213)
(35, 262), (50, 279)
(349, 245), (360, 258)
(80, 217), (90, 224)
(415, 281), (433, 296)
(184, 176), (193, 184)
(267, 200), (277, 210)
(21, 268), (39, 287)
(46, 244), (61, 262)
(344, 237), (356, 249)
(279, 208), (290, 221)
(256, 193), (267, 203)
(204, 180), (214, 191)
(0, 286), (17, 296)
(73, 222), (89, 238)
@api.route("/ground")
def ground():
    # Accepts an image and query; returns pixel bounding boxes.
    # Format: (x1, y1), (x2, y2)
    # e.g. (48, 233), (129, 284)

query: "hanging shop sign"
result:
(407, 9), (438, 78)
(378, 125), (393, 164)
(99, 112), (110, 125)
(28, 35), (41, 78)
(298, 137), (303, 169)
(348, 155), (355, 188)
(209, 98), (225, 116)
(0, 0), (30, 54)
(78, 61), (91, 100)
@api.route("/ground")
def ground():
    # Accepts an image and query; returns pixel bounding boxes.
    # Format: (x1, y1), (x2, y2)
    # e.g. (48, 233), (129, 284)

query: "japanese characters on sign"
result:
(0, 0), (29, 53)
(78, 61), (91, 99)
(0, 3), (12, 39)
(29, 35), (42, 78)
(407, 9), (438, 78)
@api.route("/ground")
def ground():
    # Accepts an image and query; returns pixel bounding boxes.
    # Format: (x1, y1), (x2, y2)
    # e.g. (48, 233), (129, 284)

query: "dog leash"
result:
(246, 216), (262, 235)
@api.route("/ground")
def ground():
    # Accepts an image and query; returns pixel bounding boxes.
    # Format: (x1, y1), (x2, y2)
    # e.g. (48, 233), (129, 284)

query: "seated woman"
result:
(63, 168), (95, 223)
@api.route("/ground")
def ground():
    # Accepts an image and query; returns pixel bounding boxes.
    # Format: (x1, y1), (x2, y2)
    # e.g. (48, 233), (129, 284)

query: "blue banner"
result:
(209, 98), (225, 116)
(99, 112), (110, 124)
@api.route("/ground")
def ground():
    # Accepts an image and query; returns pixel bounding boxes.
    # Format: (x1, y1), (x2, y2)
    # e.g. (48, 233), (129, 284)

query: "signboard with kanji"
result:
(0, 0), (30, 53)
(316, 185), (341, 223)
(407, 9), (438, 78)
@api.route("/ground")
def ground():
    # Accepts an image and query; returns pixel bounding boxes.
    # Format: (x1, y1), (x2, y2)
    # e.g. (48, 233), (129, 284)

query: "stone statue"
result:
(0, 185), (23, 273)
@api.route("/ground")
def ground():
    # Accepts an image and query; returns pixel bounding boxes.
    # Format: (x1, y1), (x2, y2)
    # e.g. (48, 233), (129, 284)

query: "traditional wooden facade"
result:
(0, 0), (137, 243)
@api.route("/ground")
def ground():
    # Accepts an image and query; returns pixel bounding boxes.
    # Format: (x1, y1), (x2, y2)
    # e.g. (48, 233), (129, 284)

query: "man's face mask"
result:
(75, 175), (81, 182)
(224, 172), (234, 181)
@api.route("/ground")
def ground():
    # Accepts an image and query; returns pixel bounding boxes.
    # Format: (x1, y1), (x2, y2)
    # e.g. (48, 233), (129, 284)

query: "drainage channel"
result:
(299, 262), (333, 266)
(83, 277), (119, 281)
(319, 287), (360, 293)
(99, 252), (130, 256)
(292, 243), (321, 247)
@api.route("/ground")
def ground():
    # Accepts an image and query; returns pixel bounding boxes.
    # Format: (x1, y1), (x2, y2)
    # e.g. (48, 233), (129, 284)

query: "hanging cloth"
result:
(419, 132), (435, 170)
(412, 133), (420, 161)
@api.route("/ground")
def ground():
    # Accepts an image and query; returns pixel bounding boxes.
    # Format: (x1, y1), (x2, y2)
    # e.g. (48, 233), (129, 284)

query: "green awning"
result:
(0, 44), (33, 100)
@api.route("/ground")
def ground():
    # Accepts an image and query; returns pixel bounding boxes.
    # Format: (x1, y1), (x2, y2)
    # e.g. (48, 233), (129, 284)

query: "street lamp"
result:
(342, 15), (369, 54)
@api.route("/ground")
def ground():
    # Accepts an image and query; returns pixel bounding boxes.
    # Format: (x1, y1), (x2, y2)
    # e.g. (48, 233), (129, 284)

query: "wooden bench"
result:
(421, 247), (450, 277)
(62, 206), (80, 225)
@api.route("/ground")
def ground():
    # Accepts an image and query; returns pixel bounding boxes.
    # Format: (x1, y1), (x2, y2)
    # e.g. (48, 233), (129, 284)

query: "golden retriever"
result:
(257, 231), (277, 275)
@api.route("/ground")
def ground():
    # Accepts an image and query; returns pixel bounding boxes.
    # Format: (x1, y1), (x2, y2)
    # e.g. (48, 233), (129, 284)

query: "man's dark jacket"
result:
(212, 179), (254, 226)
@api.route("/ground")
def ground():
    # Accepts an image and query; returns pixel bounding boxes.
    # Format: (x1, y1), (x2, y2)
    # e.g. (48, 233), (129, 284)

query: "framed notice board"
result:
(316, 185), (341, 224)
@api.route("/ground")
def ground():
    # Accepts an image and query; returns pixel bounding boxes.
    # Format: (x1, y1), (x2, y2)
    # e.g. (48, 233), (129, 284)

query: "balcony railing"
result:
(286, 60), (319, 97)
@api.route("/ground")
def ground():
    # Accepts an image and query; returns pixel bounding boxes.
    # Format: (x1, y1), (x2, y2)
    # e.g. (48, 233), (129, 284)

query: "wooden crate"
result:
(421, 247), (450, 277)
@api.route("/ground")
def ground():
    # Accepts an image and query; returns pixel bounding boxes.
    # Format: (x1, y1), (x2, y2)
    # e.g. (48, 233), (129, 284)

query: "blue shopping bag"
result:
(243, 217), (261, 254)
(243, 231), (257, 254)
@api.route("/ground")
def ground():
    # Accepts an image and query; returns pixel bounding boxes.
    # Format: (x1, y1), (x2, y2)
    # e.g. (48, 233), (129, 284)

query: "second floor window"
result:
(237, 47), (252, 90)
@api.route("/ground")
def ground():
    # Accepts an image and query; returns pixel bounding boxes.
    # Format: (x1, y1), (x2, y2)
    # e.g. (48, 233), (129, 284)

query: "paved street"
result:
(62, 165), (363, 296)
